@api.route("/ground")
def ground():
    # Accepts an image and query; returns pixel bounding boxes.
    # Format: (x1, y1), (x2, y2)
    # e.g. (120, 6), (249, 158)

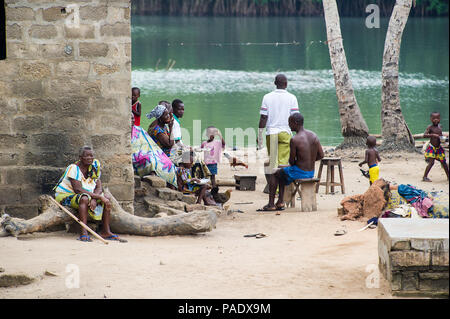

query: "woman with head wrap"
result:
(146, 104), (174, 157)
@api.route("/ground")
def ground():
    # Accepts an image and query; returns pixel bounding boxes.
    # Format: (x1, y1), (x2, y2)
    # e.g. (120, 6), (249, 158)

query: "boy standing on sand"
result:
(258, 113), (324, 214)
(201, 126), (225, 189)
(422, 111), (449, 182)
(131, 87), (142, 127)
(359, 136), (381, 185)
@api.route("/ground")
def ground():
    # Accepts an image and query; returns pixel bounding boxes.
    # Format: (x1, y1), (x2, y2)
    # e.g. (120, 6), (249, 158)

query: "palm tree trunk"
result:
(322, 0), (369, 148)
(380, 0), (415, 151)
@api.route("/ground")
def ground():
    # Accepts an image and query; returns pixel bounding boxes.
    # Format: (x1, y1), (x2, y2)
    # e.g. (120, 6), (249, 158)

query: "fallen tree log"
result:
(0, 190), (217, 238)
(105, 189), (217, 236)
(0, 196), (72, 237)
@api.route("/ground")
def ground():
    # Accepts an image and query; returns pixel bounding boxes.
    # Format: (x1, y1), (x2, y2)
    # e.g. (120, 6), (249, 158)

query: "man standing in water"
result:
(259, 113), (324, 213)
(257, 74), (300, 194)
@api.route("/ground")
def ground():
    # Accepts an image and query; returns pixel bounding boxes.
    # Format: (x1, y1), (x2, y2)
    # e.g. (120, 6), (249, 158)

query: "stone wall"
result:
(0, 0), (134, 217)
(378, 218), (449, 297)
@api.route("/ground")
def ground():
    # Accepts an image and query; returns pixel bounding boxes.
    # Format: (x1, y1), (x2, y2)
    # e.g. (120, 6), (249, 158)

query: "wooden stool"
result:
(284, 178), (319, 212)
(316, 157), (345, 194)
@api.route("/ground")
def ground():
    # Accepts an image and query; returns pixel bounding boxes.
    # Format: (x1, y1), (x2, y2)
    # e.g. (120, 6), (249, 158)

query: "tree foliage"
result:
(131, 0), (448, 16)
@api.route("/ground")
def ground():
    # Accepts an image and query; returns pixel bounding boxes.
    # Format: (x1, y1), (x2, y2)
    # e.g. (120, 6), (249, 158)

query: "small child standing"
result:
(201, 126), (225, 189)
(422, 111), (449, 182)
(177, 151), (217, 206)
(131, 87), (142, 127)
(359, 136), (381, 185)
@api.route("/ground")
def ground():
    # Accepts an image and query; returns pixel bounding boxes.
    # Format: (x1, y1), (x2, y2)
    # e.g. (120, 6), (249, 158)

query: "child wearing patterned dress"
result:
(422, 112), (449, 182)
(177, 151), (217, 206)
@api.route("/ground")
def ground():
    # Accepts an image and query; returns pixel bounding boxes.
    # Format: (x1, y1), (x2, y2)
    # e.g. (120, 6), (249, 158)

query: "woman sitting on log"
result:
(54, 146), (125, 242)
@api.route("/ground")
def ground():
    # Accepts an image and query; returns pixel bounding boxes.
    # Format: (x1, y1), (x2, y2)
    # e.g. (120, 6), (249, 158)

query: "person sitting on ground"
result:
(258, 113), (324, 214)
(359, 136), (381, 185)
(146, 104), (174, 157)
(177, 151), (217, 206)
(54, 146), (125, 242)
(201, 126), (225, 189)
(131, 87), (142, 127)
(422, 111), (449, 182)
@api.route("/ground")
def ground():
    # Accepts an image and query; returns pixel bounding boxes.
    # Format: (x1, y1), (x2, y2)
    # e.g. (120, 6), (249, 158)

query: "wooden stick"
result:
(49, 197), (108, 245)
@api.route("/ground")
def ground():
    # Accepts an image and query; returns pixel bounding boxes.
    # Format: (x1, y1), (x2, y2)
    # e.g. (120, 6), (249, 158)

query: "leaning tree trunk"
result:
(380, 0), (415, 151)
(0, 191), (217, 238)
(322, 0), (369, 148)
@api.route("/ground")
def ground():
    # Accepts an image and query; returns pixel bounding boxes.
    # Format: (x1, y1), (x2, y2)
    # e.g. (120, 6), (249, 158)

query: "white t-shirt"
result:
(260, 89), (299, 135)
(171, 115), (182, 142)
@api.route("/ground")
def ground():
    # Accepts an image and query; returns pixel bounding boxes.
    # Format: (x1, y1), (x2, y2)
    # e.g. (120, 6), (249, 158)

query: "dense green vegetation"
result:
(131, 0), (448, 17)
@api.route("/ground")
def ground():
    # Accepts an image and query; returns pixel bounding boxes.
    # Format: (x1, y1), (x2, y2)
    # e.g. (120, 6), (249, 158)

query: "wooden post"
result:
(300, 182), (318, 212)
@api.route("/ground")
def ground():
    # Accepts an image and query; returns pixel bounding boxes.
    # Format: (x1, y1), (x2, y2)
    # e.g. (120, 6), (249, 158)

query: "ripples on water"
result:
(133, 69), (449, 94)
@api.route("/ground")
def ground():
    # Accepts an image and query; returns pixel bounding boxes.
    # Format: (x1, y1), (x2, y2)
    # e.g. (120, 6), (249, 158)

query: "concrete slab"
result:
(379, 218), (449, 240)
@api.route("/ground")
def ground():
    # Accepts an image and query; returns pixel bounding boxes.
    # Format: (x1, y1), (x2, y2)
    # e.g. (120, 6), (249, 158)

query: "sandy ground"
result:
(1, 147), (448, 299)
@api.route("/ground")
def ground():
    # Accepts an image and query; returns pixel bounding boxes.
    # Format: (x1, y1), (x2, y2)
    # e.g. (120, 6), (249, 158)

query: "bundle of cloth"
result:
(339, 179), (448, 221)
(383, 185), (448, 219)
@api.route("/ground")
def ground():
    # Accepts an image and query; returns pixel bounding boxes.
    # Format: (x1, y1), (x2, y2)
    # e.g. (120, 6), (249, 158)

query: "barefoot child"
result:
(359, 136), (381, 185)
(177, 151), (217, 206)
(201, 126), (225, 189)
(422, 111), (449, 182)
(131, 87), (142, 127)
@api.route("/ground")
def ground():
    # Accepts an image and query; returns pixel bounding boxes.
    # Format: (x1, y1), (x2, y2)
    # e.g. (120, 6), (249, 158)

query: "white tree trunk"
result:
(322, 0), (369, 148)
(381, 0), (415, 151)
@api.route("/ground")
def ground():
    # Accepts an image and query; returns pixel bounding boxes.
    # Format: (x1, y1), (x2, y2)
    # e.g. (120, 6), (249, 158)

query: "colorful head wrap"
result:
(146, 105), (166, 120)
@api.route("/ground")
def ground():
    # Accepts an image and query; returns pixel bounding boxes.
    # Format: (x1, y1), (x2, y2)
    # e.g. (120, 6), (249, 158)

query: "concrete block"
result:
(390, 251), (430, 268)
(142, 175), (166, 188)
(12, 80), (44, 98)
(106, 183), (134, 202)
(101, 23), (130, 37)
(4, 204), (39, 219)
(411, 238), (448, 252)
(20, 62), (52, 79)
(185, 204), (205, 212)
(6, 24), (22, 40)
(166, 201), (186, 211)
(79, 43), (109, 57)
(55, 61), (90, 78)
(391, 272), (402, 291)
(0, 153), (20, 166)
(0, 187), (21, 205)
(156, 188), (182, 201)
(64, 25), (95, 39)
(431, 251), (449, 267)
(13, 116), (45, 132)
(29, 25), (58, 39)
(93, 63), (120, 75)
(6, 7), (35, 21)
(391, 240), (411, 251)
(79, 5), (108, 20)
(182, 194), (197, 205)
(41, 6), (65, 22)
(401, 272), (419, 291)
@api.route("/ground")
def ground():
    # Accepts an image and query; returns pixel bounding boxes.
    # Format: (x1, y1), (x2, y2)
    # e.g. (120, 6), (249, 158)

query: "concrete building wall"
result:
(0, 0), (134, 218)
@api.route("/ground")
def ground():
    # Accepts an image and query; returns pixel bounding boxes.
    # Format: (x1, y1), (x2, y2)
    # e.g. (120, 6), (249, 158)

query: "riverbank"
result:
(0, 147), (448, 298)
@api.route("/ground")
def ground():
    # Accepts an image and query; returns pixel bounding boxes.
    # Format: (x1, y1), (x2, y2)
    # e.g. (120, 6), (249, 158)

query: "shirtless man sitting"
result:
(258, 113), (324, 214)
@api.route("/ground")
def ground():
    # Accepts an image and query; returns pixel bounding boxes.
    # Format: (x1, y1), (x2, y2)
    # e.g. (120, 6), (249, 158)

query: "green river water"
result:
(131, 16), (449, 147)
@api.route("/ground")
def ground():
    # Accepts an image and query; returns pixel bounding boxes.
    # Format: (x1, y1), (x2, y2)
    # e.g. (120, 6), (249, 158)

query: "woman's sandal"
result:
(77, 235), (92, 242)
(104, 234), (128, 243)
(256, 205), (277, 212)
